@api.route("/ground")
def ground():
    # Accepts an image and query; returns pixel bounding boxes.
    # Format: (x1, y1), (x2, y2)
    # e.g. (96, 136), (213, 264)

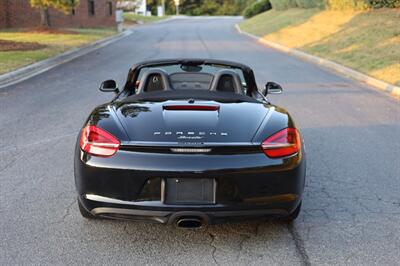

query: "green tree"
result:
(193, 0), (220, 15)
(30, 0), (79, 27)
(146, 0), (258, 16)
(179, 0), (201, 15)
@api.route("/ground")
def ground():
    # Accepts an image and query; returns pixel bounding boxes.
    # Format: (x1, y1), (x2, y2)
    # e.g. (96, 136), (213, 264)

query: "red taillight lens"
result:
(261, 128), (301, 158)
(80, 125), (120, 157)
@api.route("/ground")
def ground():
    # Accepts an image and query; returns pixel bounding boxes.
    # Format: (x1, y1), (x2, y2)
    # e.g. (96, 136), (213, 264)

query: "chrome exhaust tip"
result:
(175, 217), (204, 229)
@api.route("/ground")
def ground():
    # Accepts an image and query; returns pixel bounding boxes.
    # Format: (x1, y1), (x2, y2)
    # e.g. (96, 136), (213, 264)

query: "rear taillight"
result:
(80, 125), (120, 157)
(261, 128), (301, 158)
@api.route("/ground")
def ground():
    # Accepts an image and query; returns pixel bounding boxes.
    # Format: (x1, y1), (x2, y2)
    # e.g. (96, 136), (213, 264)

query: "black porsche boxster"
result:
(74, 59), (306, 228)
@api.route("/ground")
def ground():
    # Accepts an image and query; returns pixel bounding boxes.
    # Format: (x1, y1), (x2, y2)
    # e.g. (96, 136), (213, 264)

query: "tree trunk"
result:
(39, 7), (50, 27)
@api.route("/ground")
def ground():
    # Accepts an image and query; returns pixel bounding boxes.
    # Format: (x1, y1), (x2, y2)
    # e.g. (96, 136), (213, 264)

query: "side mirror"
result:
(99, 80), (119, 94)
(265, 82), (283, 95)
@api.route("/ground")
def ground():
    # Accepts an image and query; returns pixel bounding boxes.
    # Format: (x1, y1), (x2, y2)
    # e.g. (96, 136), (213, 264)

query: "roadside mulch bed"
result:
(25, 26), (78, 35)
(0, 39), (46, 52)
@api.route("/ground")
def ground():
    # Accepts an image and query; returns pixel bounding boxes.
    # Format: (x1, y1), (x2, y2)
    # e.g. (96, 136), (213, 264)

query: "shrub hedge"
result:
(327, 0), (369, 9)
(243, 0), (272, 17)
(269, 0), (400, 9)
(366, 0), (400, 7)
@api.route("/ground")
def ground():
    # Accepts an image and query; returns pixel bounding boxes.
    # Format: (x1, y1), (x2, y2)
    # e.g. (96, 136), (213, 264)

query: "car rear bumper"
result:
(75, 144), (306, 224)
(79, 194), (299, 225)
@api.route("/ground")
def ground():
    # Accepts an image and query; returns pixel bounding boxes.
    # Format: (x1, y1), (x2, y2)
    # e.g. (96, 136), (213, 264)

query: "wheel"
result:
(78, 198), (96, 219)
(281, 201), (301, 222)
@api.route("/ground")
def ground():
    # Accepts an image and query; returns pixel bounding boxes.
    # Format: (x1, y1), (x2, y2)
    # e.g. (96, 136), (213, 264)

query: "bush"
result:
(243, 0), (272, 18)
(327, 0), (369, 9)
(327, 0), (399, 9)
(253, 0), (399, 12)
(366, 0), (400, 7)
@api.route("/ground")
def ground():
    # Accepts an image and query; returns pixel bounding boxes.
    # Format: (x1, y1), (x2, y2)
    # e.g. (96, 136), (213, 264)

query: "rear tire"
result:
(78, 198), (96, 219)
(281, 201), (301, 222)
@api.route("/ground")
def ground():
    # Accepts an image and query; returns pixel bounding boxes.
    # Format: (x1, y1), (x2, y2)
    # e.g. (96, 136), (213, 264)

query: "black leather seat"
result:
(209, 69), (243, 94)
(137, 68), (172, 93)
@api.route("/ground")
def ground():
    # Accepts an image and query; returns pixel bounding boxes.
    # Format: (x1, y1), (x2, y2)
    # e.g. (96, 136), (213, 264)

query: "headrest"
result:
(209, 69), (243, 94)
(137, 68), (172, 93)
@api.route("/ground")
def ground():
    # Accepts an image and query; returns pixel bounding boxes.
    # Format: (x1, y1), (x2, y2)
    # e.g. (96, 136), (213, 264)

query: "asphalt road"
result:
(1, 17), (399, 266)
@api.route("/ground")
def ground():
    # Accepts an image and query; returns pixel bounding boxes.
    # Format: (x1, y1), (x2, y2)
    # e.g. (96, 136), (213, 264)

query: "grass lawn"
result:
(0, 28), (116, 75)
(240, 8), (400, 86)
(123, 13), (169, 24)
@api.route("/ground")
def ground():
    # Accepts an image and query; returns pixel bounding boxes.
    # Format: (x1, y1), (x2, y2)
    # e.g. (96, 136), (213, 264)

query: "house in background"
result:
(117, 0), (147, 15)
(135, 0), (147, 15)
(0, 0), (117, 29)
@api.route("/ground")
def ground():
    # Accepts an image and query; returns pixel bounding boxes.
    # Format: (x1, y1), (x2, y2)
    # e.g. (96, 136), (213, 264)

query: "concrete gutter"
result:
(235, 24), (400, 100)
(0, 30), (132, 90)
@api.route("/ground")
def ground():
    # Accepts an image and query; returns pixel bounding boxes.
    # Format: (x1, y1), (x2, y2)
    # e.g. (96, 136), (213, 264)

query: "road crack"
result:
(195, 25), (213, 58)
(236, 233), (251, 261)
(208, 232), (219, 265)
(61, 198), (76, 222)
(0, 153), (20, 174)
(287, 223), (311, 266)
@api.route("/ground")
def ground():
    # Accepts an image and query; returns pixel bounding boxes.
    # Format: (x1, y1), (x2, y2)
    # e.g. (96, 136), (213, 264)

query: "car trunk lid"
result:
(112, 100), (269, 144)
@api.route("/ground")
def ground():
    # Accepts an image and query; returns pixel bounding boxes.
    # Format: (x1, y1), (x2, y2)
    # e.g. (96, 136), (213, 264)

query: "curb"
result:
(235, 24), (400, 99)
(150, 16), (179, 24)
(123, 16), (178, 29)
(0, 30), (133, 90)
